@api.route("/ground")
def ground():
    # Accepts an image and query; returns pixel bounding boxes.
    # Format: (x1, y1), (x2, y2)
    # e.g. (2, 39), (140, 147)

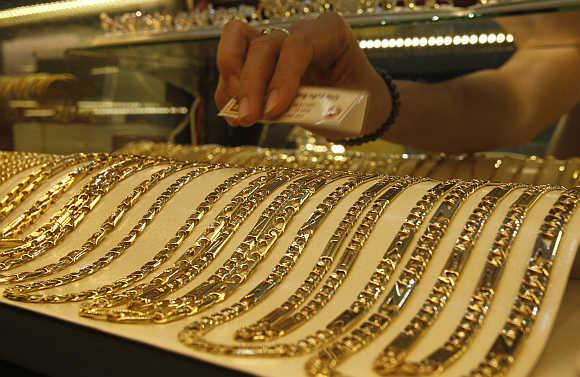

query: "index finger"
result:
(217, 20), (260, 81)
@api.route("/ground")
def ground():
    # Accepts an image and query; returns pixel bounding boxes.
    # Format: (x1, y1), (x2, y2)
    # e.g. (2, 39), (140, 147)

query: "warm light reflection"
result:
(359, 33), (514, 49)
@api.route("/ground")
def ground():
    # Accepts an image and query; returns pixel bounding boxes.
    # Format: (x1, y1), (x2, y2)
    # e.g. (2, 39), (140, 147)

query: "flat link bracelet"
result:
(82, 170), (347, 323)
(177, 175), (389, 352)
(0, 156), (162, 270)
(236, 176), (419, 343)
(305, 180), (485, 377)
(385, 186), (552, 375)
(179, 179), (458, 356)
(0, 162), (210, 285)
(5, 167), (264, 303)
(77, 169), (303, 318)
(465, 187), (579, 377)
(0, 153), (98, 221)
(372, 184), (519, 374)
(0, 154), (116, 238)
(0, 153), (58, 185)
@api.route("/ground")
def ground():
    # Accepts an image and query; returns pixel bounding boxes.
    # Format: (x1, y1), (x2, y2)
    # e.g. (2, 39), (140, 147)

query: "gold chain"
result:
(80, 170), (345, 323)
(0, 153), (58, 185)
(0, 162), (215, 285)
(235, 177), (420, 343)
(0, 156), (165, 270)
(178, 179), (457, 356)
(62, 169), (297, 309)
(465, 187), (579, 377)
(0, 154), (118, 238)
(305, 180), (485, 377)
(0, 153), (101, 221)
(372, 184), (525, 375)
(381, 186), (553, 375)
(3, 167), (268, 303)
(176, 175), (395, 348)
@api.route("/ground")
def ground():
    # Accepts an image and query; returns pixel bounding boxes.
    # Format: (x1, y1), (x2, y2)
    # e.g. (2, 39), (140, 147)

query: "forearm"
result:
(385, 74), (524, 153)
(380, 48), (580, 153)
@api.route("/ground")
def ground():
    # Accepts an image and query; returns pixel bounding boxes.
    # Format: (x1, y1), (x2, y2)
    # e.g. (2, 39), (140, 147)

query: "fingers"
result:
(264, 33), (314, 119)
(215, 76), (236, 126)
(215, 13), (357, 127)
(216, 20), (259, 81)
(236, 30), (286, 126)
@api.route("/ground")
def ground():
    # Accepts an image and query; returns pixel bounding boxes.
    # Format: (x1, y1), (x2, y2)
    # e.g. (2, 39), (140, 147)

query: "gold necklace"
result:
(0, 155), (117, 239)
(465, 187), (579, 377)
(0, 156), (164, 269)
(80, 170), (344, 323)
(377, 186), (552, 375)
(4, 167), (265, 303)
(235, 177), (421, 343)
(0, 153), (100, 221)
(24, 169), (297, 305)
(305, 180), (485, 377)
(0, 162), (215, 284)
(178, 179), (458, 356)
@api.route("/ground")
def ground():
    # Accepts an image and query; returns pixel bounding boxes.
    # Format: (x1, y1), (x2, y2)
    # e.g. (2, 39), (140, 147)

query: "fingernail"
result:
(238, 97), (250, 122)
(265, 90), (280, 116)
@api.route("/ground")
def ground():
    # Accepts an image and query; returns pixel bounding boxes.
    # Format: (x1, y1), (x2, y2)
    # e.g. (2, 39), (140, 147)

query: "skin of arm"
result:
(387, 46), (580, 153)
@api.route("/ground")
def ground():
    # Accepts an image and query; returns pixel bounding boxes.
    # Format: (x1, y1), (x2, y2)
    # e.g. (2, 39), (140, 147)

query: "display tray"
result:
(1, 151), (579, 377)
(1, 281), (578, 377)
(0, 302), (247, 377)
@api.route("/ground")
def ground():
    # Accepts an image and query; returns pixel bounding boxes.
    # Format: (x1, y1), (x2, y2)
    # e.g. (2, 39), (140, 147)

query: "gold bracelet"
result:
(177, 175), (396, 347)
(305, 180), (485, 377)
(0, 153), (101, 221)
(0, 153), (58, 185)
(178, 179), (459, 356)
(381, 186), (552, 375)
(372, 184), (521, 375)
(235, 176), (421, 343)
(81, 170), (347, 323)
(0, 154), (118, 238)
(466, 187), (579, 377)
(0, 156), (165, 269)
(4, 167), (264, 303)
(73, 168), (300, 313)
(0, 163), (215, 284)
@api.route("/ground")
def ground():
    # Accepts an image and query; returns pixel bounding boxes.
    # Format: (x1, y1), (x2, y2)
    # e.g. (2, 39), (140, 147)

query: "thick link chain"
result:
(465, 187), (579, 377)
(179, 179), (456, 356)
(305, 180), (485, 377)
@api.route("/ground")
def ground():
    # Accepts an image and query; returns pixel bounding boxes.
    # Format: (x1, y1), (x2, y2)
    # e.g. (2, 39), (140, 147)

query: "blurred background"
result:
(0, 0), (578, 156)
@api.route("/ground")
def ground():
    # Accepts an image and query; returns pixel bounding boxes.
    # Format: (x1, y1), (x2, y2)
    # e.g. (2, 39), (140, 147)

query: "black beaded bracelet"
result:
(332, 68), (400, 146)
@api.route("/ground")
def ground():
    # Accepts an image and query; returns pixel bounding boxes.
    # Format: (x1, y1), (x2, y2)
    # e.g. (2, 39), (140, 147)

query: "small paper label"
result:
(219, 86), (368, 136)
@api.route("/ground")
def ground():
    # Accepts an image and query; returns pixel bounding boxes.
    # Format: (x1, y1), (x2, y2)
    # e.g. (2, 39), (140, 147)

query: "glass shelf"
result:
(84, 0), (580, 49)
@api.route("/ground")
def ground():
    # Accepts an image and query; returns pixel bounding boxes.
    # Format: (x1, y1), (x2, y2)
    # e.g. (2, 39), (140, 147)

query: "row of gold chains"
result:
(0, 152), (59, 185)
(465, 187), (579, 377)
(75, 168), (302, 317)
(376, 185), (553, 375)
(177, 174), (394, 350)
(304, 179), (486, 377)
(0, 162), (219, 285)
(0, 154), (123, 239)
(234, 176), (423, 344)
(0, 152), (104, 222)
(0, 155), (170, 271)
(177, 179), (456, 355)
(4, 166), (270, 303)
(80, 169), (347, 322)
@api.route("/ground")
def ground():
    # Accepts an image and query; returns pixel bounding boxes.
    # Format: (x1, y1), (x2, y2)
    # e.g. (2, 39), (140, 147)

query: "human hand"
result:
(214, 12), (391, 138)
